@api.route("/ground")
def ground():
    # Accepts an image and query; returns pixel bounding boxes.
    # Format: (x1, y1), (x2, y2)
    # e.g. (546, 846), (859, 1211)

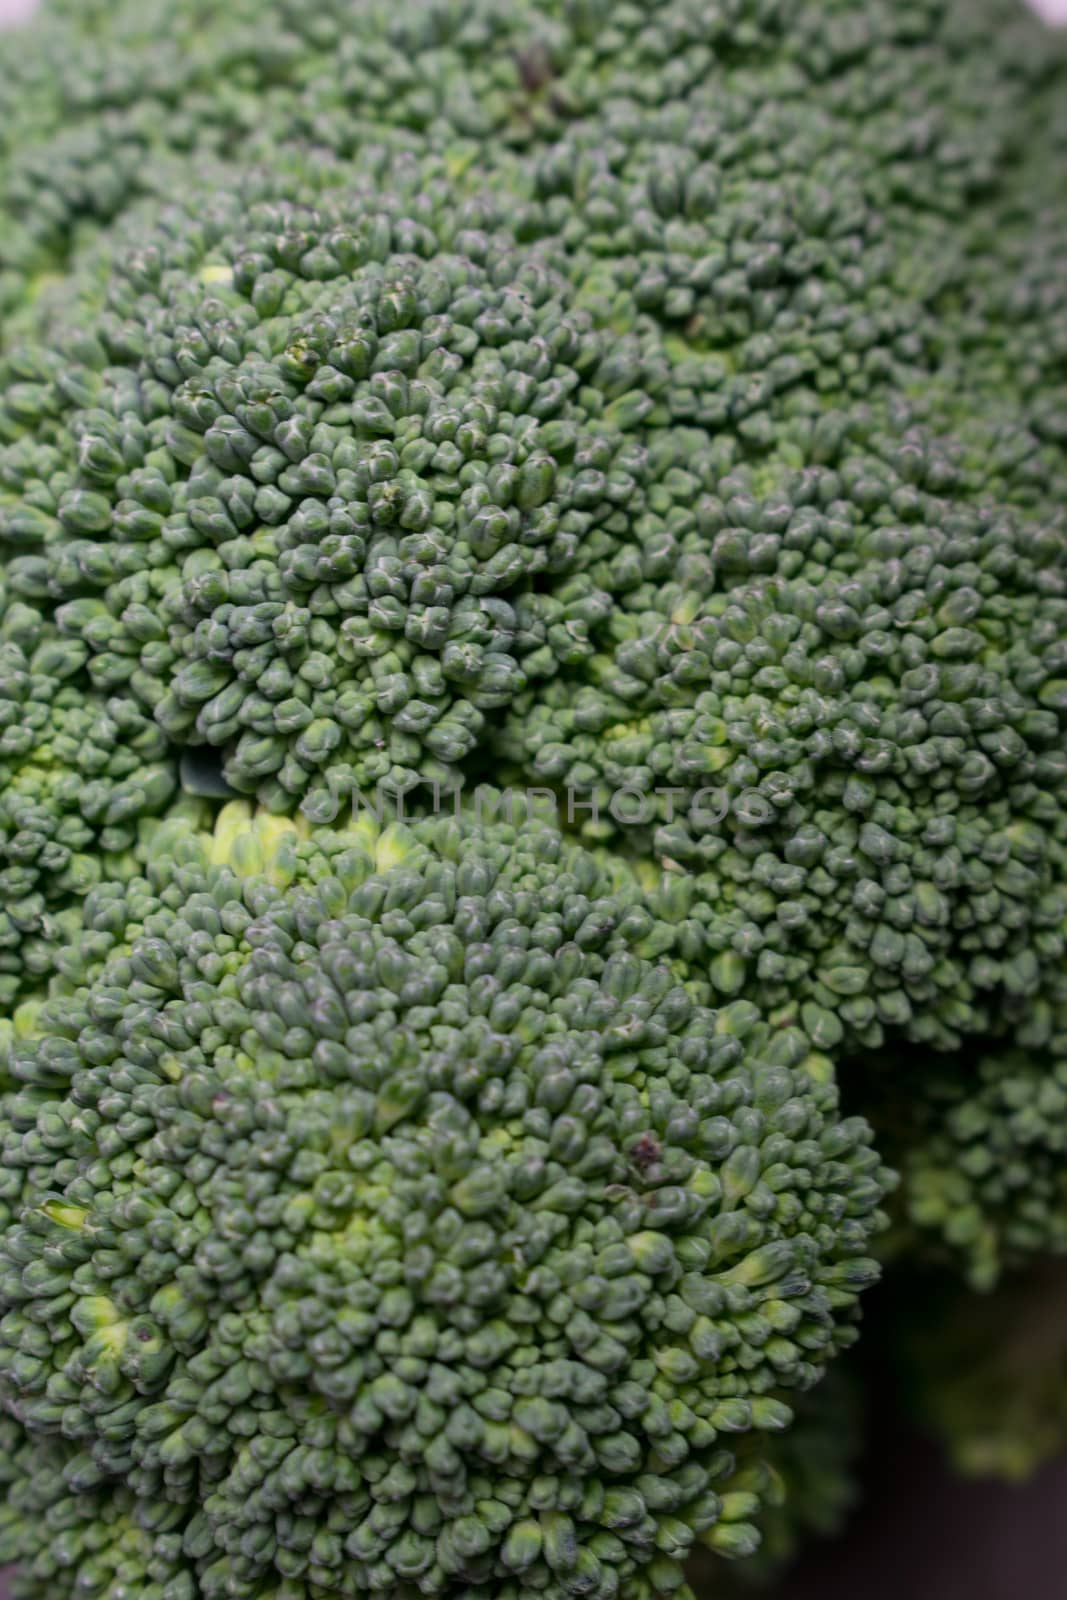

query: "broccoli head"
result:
(0, 803), (887, 1600)
(0, 0), (1063, 1064)
(886, 1012), (1067, 1291)
(0, 0), (1064, 1584)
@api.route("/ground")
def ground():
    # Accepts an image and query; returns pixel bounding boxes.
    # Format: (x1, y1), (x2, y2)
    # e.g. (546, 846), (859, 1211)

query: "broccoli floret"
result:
(1, 184), (642, 811)
(891, 1029), (1067, 1292)
(896, 1261), (1067, 1483)
(846, 958), (1067, 1291)
(500, 446), (1067, 1056)
(0, 0), (1062, 1061)
(0, 801), (887, 1600)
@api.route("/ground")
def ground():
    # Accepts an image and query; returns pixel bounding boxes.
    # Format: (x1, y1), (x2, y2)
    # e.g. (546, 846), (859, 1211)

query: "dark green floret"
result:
(2, 187), (635, 813)
(890, 1018), (1067, 1291)
(500, 450), (1067, 1056)
(0, 0), (1064, 1064)
(0, 804), (887, 1600)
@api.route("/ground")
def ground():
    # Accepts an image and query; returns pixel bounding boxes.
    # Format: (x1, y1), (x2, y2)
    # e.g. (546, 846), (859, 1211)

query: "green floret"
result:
(896, 1262), (1067, 1483)
(0, 0), (1063, 1059)
(0, 181), (653, 813)
(689, 1366), (864, 1591)
(0, 1415), (190, 1600)
(884, 1011), (1067, 1292)
(0, 579), (176, 1004)
(499, 443), (1067, 1055)
(0, 802), (888, 1600)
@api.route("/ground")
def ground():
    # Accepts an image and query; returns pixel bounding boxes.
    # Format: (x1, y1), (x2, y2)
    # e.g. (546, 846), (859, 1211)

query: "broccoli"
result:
(890, 1260), (1067, 1484)
(2, 185), (629, 811)
(0, 576), (176, 1004)
(0, 0), (1064, 1589)
(499, 471), (1067, 1057)
(867, 995), (1067, 1290)
(0, 802), (887, 1599)
(0, 0), (1062, 1052)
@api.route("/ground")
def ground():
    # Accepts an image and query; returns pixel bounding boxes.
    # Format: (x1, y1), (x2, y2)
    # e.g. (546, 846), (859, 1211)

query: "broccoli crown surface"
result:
(499, 465), (1067, 1056)
(0, 0), (1064, 1586)
(0, 577), (176, 1002)
(3, 190), (638, 809)
(0, 804), (886, 1600)
(0, 0), (1063, 1057)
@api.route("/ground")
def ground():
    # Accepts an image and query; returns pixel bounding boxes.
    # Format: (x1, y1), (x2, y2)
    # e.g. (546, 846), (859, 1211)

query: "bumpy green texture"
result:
(0, 577), (176, 1004)
(0, 0), (1063, 1058)
(0, 0), (1065, 1586)
(503, 477), (1067, 1056)
(877, 992), (1067, 1290)
(2, 191), (639, 811)
(0, 804), (887, 1600)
